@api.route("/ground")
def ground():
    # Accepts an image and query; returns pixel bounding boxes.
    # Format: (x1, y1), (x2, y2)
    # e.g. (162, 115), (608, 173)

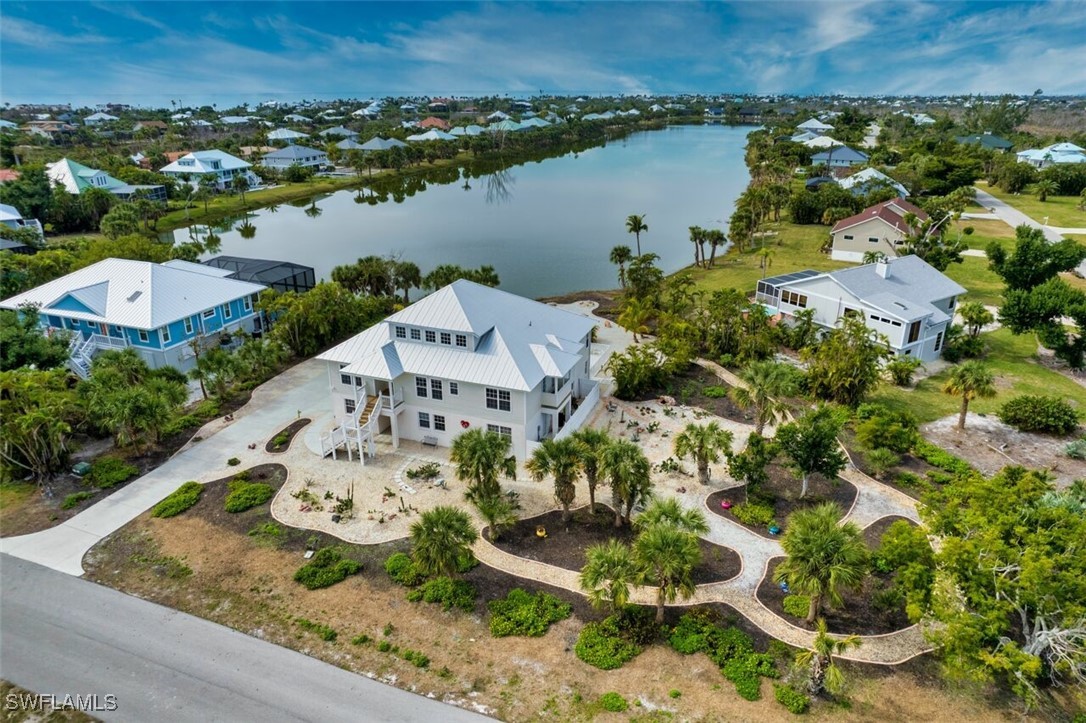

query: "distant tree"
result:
(634, 521), (701, 623)
(726, 433), (778, 502)
(421, 264), (501, 290)
(625, 213), (648, 256)
(232, 173), (250, 204)
(958, 301), (994, 338)
(609, 245), (633, 288)
(0, 305), (71, 372)
(942, 361), (997, 431)
(0, 368), (76, 480)
(617, 297), (653, 343)
(987, 226), (1086, 291)
(471, 491), (518, 542)
(625, 253), (665, 303)
(776, 406), (847, 498)
(634, 497), (709, 535)
(99, 204), (142, 239)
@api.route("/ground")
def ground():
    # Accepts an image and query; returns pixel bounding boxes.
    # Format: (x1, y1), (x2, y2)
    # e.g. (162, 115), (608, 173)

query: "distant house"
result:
(0, 203), (44, 239)
(955, 132), (1013, 152)
(704, 107), (725, 117)
(909, 113), (936, 125)
(267, 128), (310, 142)
(796, 118), (834, 135)
(283, 114), (311, 123)
(83, 112), (119, 126)
(487, 111), (510, 122)
(0, 169), (22, 183)
(417, 116), (452, 131)
(219, 115), (256, 125)
(829, 198), (928, 262)
(159, 150), (262, 190)
(427, 100), (450, 113)
(261, 144), (329, 170)
(802, 135), (844, 149)
(132, 120), (167, 133)
(318, 126), (357, 139)
(837, 168), (909, 199)
(0, 258), (266, 375)
(1016, 142), (1086, 169)
(738, 107), (761, 121)
(0, 119), (18, 131)
(24, 120), (76, 140)
(315, 280), (599, 463)
(47, 158), (167, 201)
(756, 255), (964, 361)
(811, 145), (869, 168)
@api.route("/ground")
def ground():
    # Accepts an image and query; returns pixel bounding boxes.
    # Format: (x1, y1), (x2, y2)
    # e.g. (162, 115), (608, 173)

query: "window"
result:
(781, 291), (808, 308)
(907, 321), (921, 344)
(161, 326), (171, 344)
(418, 412), (430, 429)
(202, 308), (215, 319)
(345, 398), (356, 414)
(449, 382), (459, 396)
(843, 308), (861, 319)
(395, 326), (406, 339)
(410, 328), (421, 340)
(868, 237), (879, 244)
(138, 329), (149, 343)
(243, 295), (253, 312)
(843, 234), (854, 240)
(487, 424), (512, 440)
(486, 388), (511, 411)
(223, 303), (232, 320)
(341, 374), (353, 385)
(425, 330), (436, 343)
(433, 415), (446, 432)
(456, 334), (467, 348)
(430, 379), (443, 400)
(184, 317), (193, 334)
(416, 377), (428, 398)
(440, 332), (451, 345)
(355, 376), (364, 387)
(934, 331), (944, 351)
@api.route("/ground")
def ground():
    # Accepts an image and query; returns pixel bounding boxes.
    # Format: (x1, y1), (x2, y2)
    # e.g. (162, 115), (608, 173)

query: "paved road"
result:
(0, 555), (491, 723)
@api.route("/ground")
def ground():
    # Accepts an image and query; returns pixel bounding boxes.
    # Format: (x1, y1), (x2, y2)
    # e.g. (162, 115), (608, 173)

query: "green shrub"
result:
(575, 617), (642, 670)
(293, 547), (362, 590)
(865, 448), (900, 478)
(706, 626), (755, 667)
(488, 588), (572, 637)
(702, 385), (729, 399)
(192, 399), (220, 418)
(227, 457), (241, 466)
(224, 480), (275, 512)
(998, 395), (1080, 435)
(406, 577), (476, 611)
(732, 501), (775, 527)
(885, 357), (922, 386)
(782, 595), (810, 619)
(855, 410), (918, 453)
(384, 552), (426, 587)
(351, 634), (371, 645)
(377, 640), (392, 652)
(271, 433), (289, 448)
(912, 439), (972, 476)
(162, 414), (202, 437)
(722, 653), (777, 700)
(668, 610), (718, 654)
(247, 522), (285, 547)
(774, 684), (810, 714)
(456, 551), (479, 574)
(295, 617), (337, 642)
(669, 689), (681, 699)
(401, 649), (431, 668)
(151, 481), (203, 518)
(1066, 439), (1086, 460)
(598, 692), (628, 712)
(88, 457), (139, 489)
(611, 606), (659, 645)
(62, 491), (94, 509)
(895, 472), (926, 490)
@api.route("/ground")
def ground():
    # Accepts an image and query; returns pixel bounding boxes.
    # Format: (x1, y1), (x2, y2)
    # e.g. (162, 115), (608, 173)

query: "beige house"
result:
(829, 199), (928, 263)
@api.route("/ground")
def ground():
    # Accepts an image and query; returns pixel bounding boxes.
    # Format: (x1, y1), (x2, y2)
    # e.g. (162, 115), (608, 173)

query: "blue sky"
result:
(2, 1), (1084, 108)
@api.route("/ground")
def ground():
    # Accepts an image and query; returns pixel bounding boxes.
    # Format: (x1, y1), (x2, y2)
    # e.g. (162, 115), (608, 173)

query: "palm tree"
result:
(617, 297), (653, 343)
(796, 619), (862, 696)
(391, 260), (421, 305)
(942, 360), (996, 431)
(450, 428), (517, 503)
(600, 439), (653, 527)
(730, 361), (800, 435)
(1034, 179), (1058, 202)
(610, 245), (633, 289)
(773, 503), (868, 623)
(672, 422), (734, 485)
(634, 497), (709, 535)
(626, 213), (648, 256)
(409, 506), (478, 578)
(706, 229), (726, 268)
(634, 522), (701, 623)
(580, 539), (638, 612)
(231, 174), (250, 205)
(756, 247), (774, 278)
(688, 226), (704, 268)
(471, 492), (518, 542)
(571, 428), (611, 513)
(526, 437), (583, 523)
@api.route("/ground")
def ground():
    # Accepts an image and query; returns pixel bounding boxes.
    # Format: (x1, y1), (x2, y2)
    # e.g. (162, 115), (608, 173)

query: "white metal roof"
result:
(318, 280), (596, 391)
(0, 203), (25, 222)
(160, 150), (251, 174)
(0, 258), (265, 330)
(161, 259), (234, 278)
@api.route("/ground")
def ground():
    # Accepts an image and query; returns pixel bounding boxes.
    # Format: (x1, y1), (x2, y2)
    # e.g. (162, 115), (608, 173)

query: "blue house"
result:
(0, 258), (266, 376)
(811, 145), (869, 169)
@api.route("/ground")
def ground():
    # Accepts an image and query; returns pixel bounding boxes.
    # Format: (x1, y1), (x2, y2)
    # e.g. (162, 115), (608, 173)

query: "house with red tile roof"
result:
(417, 116), (451, 131)
(829, 199), (929, 262)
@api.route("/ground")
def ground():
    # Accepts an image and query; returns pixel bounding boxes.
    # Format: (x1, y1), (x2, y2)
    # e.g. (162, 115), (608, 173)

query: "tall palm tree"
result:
(757, 247), (774, 278)
(796, 619), (862, 696)
(526, 437), (583, 523)
(600, 439), (653, 527)
(634, 497), (709, 535)
(942, 360), (996, 431)
(634, 522), (701, 623)
(409, 506), (478, 578)
(730, 361), (800, 435)
(1034, 179), (1058, 202)
(231, 174), (250, 205)
(571, 428), (611, 514)
(609, 245), (633, 289)
(773, 503), (868, 623)
(391, 259), (422, 304)
(626, 213), (648, 256)
(672, 421), (734, 485)
(706, 229), (726, 268)
(688, 226), (704, 268)
(617, 297), (653, 343)
(450, 428), (517, 503)
(580, 539), (638, 612)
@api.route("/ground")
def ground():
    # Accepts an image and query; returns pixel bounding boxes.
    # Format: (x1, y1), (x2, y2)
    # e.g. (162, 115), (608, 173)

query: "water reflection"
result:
(484, 167), (516, 205)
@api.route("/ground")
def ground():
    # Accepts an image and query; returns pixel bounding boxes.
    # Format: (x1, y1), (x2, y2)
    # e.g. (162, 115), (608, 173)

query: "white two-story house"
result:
(756, 255), (965, 362)
(316, 280), (599, 463)
(159, 150), (262, 190)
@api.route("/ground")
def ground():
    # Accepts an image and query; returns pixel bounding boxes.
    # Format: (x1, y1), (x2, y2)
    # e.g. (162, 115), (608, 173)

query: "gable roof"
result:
(838, 168), (909, 197)
(418, 117), (452, 130)
(811, 146), (868, 163)
(831, 198), (928, 235)
(0, 258), (265, 330)
(262, 144), (327, 160)
(46, 158), (125, 193)
(318, 280), (596, 391)
(955, 133), (1013, 151)
(797, 117), (834, 131)
(160, 150), (251, 174)
(267, 128), (309, 140)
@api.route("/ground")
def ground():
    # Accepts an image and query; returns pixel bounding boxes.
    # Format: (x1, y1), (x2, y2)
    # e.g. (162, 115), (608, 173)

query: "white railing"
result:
(89, 333), (129, 350)
(554, 379), (600, 441)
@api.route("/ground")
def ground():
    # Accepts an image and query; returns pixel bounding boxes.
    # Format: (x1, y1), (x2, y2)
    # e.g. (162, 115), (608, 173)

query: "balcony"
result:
(540, 377), (573, 409)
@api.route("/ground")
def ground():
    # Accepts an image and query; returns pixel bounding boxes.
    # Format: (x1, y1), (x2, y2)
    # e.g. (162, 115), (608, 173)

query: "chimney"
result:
(875, 260), (891, 278)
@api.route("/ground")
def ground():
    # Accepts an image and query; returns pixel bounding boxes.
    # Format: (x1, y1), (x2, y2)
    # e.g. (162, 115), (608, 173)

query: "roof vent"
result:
(127, 290), (142, 302)
(893, 302), (907, 310)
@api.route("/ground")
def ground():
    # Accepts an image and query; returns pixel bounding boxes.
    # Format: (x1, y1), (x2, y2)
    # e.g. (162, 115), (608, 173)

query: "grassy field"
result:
(977, 181), (1086, 228)
(945, 255), (1006, 307)
(870, 328), (1086, 423)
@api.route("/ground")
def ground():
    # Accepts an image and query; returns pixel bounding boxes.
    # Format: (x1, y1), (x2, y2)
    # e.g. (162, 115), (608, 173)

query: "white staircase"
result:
(67, 335), (95, 379)
(320, 394), (383, 465)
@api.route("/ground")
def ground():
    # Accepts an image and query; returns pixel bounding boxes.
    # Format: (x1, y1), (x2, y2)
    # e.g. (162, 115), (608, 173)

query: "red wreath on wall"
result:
(460, 420), (470, 429)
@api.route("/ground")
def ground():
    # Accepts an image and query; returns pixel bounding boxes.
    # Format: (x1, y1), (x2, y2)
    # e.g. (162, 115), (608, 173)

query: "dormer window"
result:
(410, 328), (420, 340)
(395, 326), (406, 339)
(425, 330), (436, 343)
(440, 332), (451, 345)
(456, 334), (467, 348)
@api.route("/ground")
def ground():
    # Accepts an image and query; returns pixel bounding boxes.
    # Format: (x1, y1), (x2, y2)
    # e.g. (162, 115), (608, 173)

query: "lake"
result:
(179, 124), (751, 299)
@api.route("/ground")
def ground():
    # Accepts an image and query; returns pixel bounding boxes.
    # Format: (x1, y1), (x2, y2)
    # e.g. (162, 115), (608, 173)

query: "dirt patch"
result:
(630, 364), (753, 425)
(537, 290), (621, 319)
(492, 505), (742, 585)
(265, 418), (311, 453)
(758, 556), (912, 636)
(921, 414), (1086, 488)
(706, 464), (858, 539)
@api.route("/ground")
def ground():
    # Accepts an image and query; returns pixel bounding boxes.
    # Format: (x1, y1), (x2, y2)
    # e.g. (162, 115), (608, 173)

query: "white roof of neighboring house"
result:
(46, 158), (125, 194)
(262, 145), (328, 161)
(284, 114), (311, 122)
(160, 150), (252, 174)
(0, 203), (26, 222)
(219, 115), (255, 124)
(318, 280), (596, 391)
(802, 135), (844, 149)
(268, 128), (309, 140)
(84, 112), (118, 122)
(161, 259), (234, 278)
(406, 129), (456, 142)
(797, 118), (834, 131)
(0, 258), (265, 330)
(838, 168), (909, 197)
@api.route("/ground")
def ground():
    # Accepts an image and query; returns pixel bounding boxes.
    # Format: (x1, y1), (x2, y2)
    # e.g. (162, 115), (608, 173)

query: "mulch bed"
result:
(628, 364), (754, 425)
(265, 418), (312, 453)
(491, 505), (742, 585)
(757, 556), (912, 636)
(706, 464), (858, 539)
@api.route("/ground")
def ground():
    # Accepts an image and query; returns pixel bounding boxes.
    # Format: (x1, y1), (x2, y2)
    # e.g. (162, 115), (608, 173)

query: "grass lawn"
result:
(869, 328), (1086, 424)
(976, 181), (1086, 228)
(0, 480), (36, 517)
(687, 218), (846, 294)
(945, 256), (1006, 307)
